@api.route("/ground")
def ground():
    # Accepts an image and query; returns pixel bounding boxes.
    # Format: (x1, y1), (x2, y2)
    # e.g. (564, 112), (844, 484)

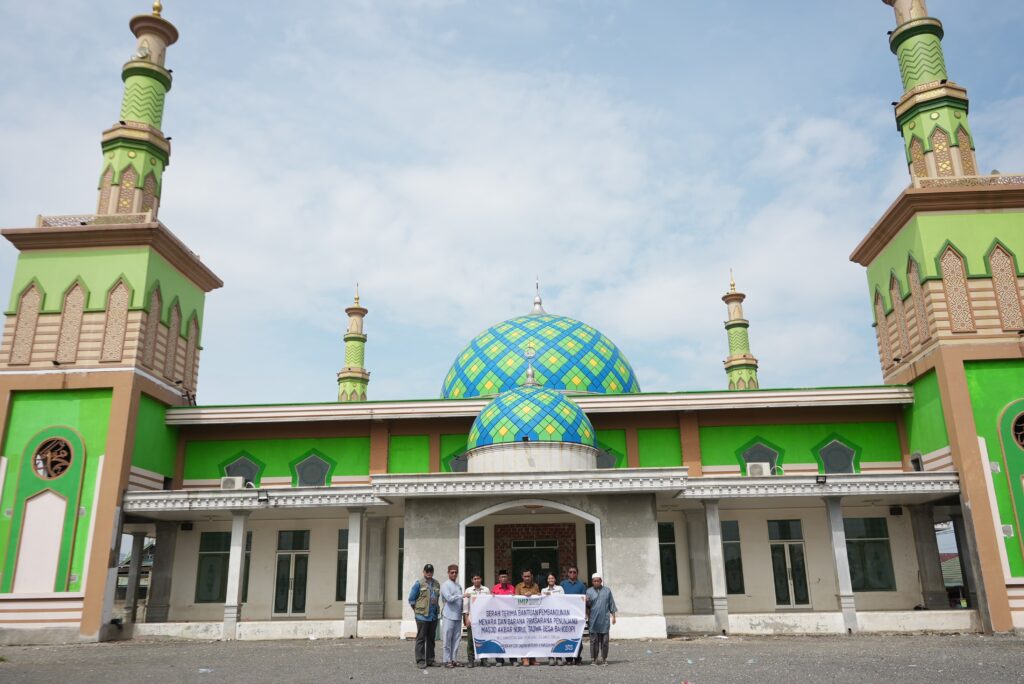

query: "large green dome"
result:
(467, 386), (596, 450)
(441, 312), (641, 399)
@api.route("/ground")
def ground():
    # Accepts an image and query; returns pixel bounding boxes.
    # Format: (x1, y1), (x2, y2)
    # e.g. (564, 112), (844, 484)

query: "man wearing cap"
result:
(440, 564), (464, 669)
(560, 567), (587, 665)
(585, 572), (617, 666)
(408, 563), (441, 669)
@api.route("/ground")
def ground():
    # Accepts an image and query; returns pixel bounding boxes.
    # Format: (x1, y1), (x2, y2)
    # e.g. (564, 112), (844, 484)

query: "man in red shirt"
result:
(490, 570), (515, 666)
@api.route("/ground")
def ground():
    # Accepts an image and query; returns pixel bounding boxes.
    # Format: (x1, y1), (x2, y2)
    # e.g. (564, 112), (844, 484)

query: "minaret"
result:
(722, 273), (759, 390)
(337, 286), (370, 402)
(96, 1), (178, 217)
(883, 0), (978, 182)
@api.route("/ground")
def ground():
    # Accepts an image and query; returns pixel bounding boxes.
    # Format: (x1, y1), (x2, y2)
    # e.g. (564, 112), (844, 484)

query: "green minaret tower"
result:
(883, 0), (978, 181)
(722, 273), (759, 390)
(96, 1), (177, 217)
(337, 288), (370, 402)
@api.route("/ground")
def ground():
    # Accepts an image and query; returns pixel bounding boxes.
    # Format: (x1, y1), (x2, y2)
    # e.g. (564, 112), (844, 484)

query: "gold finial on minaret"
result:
(729, 269), (737, 294)
(152, 1), (163, 17)
(354, 282), (360, 306)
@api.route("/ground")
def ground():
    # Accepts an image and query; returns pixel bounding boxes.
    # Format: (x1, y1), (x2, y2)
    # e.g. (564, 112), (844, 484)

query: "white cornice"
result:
(677, 473), (960, 499)
(122, 486), (386, 513)
(372, 467), (690, 497)
(166, 387), (913, 426)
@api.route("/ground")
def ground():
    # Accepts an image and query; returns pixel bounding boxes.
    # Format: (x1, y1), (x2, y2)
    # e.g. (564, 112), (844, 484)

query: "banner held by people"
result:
(469, 594), (586, 659)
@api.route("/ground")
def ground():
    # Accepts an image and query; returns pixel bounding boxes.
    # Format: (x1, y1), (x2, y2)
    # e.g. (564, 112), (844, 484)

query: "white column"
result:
(909, 505), (948, 609)
(360, 516), (387, 620)
(685, 511), (713, 614)
(145, 521), (177, 623)
(703, 500), (729, 634)
(345, 507), (365, 638)
(222, 511), (249, 640)
(824, 497), (857, 634)
(124, 532), (147, 623)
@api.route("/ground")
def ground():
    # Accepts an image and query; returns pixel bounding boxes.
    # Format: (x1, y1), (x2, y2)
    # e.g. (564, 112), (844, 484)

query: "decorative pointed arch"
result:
(140, 172), (157, 215)
(874, 289), (894, 368)
(939, 244), (975, 332)
(929, 127), (954, 177)
(116, 165), (138, 214)
(55, 281), (86, 364)
(908, 137), (927, 179)
(183, 313), (199, 389)
(907, 256), (931, 344)
(163, 299), (181, 380)
(987, 243), (1024, 331)
(101, 278), (132, 362)
(10, 281), (42, 365)
(97, 166), (114, 213)
(736, 378), (746, 390)
(889, 273), (911, 360)
(956, 126), (976, 176)
(141, 285), (162, 368)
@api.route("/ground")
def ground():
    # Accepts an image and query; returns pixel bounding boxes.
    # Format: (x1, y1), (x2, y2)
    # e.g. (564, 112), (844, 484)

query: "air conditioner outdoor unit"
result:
(220, 476), (245, 490)
(746, 462), (771, 477)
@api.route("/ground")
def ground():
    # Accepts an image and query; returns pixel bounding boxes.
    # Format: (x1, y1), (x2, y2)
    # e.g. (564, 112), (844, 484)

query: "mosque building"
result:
(1, 0), (1023, 643)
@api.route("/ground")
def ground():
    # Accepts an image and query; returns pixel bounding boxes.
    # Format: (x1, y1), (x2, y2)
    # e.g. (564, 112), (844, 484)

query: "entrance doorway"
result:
(273, 530), (309, 616)
(768, 520), (809, 607)
(511, 539), (559, 584)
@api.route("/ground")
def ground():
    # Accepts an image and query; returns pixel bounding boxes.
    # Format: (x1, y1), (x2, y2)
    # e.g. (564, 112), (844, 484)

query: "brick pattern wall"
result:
(493, 523), (578, 582)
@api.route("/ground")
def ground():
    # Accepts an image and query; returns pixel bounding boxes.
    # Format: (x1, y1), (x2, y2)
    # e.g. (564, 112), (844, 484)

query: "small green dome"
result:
(467, 386), (596, 450)
(442, 313), (640, 399)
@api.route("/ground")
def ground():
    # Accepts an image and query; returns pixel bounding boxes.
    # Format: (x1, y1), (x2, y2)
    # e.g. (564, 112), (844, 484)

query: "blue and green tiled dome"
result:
(467, 386), (596, 450)
(442, 313), (641, 399)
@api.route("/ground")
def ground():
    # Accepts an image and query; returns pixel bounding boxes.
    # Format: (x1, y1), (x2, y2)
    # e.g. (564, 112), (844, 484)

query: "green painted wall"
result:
(699, 422), (902, 472)
(388, 435), (430, 474)
(130, 394), (177, 478)
(7, 247), (205, 339)
(964, 359), (1024, 577)
(0, 389), (112, 593)
(904, 370), (949, 457)
(866, 212), (1024, 314)
(183, 437), (370, 483)
(440, 434), (467, 473)
(595, 429), (627, 469)
(637, 428), (682, 468)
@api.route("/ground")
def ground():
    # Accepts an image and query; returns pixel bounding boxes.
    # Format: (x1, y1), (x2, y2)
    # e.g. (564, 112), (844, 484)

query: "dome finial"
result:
(354, 282), (360, 306)
(152, 0), (163, 17)
(729, 268), (736, 293)
(531, 277), (546, 315)
(523, 344), (539, 386)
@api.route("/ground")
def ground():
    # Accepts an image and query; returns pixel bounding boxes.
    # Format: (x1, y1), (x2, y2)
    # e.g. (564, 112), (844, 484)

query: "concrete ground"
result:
(1, 633), (1022, 683)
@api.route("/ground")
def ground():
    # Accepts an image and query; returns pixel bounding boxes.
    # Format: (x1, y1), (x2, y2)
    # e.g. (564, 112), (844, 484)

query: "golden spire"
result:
(729, 269), (736, 294)
(354, 282), (360, 307)
(152, 1), (163, 17)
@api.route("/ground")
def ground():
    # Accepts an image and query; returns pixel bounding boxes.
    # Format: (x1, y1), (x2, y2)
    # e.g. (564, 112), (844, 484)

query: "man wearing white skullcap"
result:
(585, 573), (617, 666)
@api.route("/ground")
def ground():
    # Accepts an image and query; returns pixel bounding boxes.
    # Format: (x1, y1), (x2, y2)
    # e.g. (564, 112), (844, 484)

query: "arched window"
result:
(101, 280), (130, 362)
(956, 128), (976, 176)
(908, 258), (931, 344)
(294, 453), (330, 487)
(224, 455), (260, 486)
(742, 443), (779, 476)
(97, 167), (114, 213)
(55, 282), (85, 364)
(874, 291), (894, 368)
(890, 275), (910, 360)
(141, 287), (162, 368)
(163, 302), (181, 380)
(116, 166), (138, 214)
(140, 173), (157, 215)
(818, 440), (856, 474)
(988, 245), (1024, 331)
(184, 316), (199, 390)
(930, 128), (954, 177)
(909, 138), (927, 179)
(10, 283), (42, 365)
(940, 246), (975, 332)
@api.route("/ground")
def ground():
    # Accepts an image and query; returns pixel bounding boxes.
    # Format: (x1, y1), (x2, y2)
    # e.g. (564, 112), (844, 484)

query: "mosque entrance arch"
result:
(457, 499), (603, 588)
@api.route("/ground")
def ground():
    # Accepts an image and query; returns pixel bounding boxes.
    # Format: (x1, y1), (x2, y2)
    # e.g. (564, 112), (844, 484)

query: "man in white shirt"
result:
(440, 565), (464, 668)
(462, 572), (491, 668)
(541, 573), (565, 665)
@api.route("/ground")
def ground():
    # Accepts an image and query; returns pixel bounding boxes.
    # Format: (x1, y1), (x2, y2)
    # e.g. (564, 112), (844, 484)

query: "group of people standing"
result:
(408, 563), (617, 669)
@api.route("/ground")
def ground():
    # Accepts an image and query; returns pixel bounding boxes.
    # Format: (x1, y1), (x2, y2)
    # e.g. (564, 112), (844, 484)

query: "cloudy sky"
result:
(0, 1), (1022, 405)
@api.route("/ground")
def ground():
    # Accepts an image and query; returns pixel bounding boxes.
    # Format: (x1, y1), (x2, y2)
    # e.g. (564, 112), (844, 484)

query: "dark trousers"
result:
(466, 625), (475, 661)
(590, 632), (609, 661)
(415, 619), (437, 665)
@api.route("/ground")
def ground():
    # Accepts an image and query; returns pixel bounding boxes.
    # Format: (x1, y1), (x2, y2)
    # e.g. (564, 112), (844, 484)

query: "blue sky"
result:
(1, 1), (1022, 404)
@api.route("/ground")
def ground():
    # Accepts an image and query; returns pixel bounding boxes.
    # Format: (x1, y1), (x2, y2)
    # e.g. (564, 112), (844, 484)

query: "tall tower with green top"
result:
(722, 274), (759, 390)
(849, 0), (1024, 633)
(884, 0), (978, 182)
(0, 2), (220, 641)
(337, 289), (370, 402)
(97, 1), (177, 217)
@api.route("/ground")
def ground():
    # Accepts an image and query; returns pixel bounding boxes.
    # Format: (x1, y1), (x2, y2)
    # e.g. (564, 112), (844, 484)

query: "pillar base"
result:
(344, 603), (359, 638)
(711, 596), (729, 634)
(223, 604), (240, 640)
(838, 594), (858, 634)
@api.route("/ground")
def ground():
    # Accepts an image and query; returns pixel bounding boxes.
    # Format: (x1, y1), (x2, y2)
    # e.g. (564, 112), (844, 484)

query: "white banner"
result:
(468, 594), (586, 659)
